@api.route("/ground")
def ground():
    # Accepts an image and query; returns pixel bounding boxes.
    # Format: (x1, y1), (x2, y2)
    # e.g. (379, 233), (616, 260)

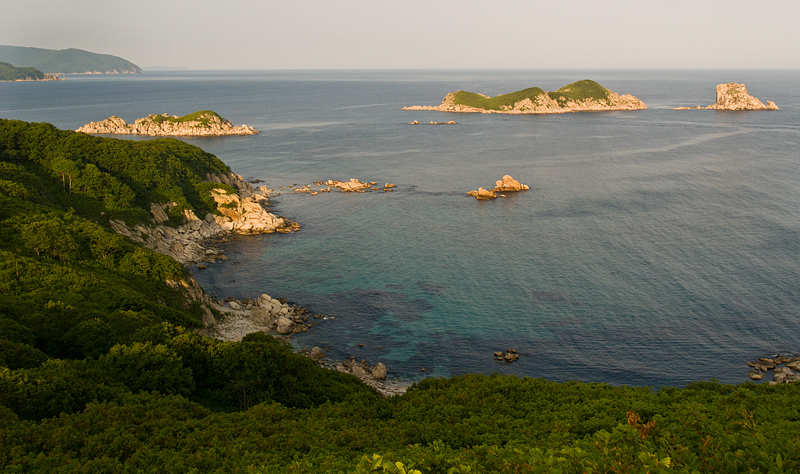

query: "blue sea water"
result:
(2, 69), (799, 387)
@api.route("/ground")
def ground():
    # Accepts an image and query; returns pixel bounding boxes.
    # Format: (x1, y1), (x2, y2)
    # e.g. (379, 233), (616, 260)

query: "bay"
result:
(2, 69), (799, 387)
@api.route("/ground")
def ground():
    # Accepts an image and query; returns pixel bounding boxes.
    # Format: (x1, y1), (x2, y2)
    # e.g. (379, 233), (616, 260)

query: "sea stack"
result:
(675, 83), (778, 111)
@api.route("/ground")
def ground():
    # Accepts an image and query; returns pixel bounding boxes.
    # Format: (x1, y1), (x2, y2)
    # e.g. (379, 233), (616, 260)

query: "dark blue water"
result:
(3, 69), (799, 387)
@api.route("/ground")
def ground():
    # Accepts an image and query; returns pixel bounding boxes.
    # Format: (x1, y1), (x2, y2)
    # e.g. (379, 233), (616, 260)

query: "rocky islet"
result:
(467, 175), (530, 200)
(77, 111), (258, 136)
(674, 82), (779, 111)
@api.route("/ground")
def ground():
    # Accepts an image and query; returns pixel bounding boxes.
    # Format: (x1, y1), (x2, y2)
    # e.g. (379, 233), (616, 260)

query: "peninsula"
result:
(674, 82), (779, 111)
(403, 79), (646, 114)
(0, 62), (62, 82)
(77, 111), (258, 136)
(0, 45), (141, 74)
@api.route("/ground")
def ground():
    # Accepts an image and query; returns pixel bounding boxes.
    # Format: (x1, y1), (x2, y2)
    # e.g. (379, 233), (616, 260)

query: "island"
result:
(467, 175), (530, 200)
(76, 110), (258, 136)
(674, 83), (779, 111)
(0, 62), (62, 82)
(403, 79), (646, 114)
(0, 45), (141, 74)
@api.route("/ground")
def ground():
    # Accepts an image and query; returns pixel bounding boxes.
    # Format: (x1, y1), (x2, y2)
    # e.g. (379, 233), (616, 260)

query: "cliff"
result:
(0, 45), (141, 74)
(674, 83), (779, 111)
(403, 80), (646, 115)
(77, 111), (258, 136)
(108, 171), (295, 266)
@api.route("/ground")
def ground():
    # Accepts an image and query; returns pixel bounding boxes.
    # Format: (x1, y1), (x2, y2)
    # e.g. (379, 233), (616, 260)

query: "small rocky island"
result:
(403, 80), (646, 115)
(468, 175), (530, 200)
(674, 83), (779, 111)
(77, 110), (258, 136)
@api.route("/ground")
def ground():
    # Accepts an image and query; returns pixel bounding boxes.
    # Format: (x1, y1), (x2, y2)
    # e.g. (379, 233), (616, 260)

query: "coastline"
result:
(113, 171), (407, 397)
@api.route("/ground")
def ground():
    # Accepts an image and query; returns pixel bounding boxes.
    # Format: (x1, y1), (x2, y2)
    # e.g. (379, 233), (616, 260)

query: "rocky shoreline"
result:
(747, 355), (800, 384)
(108, 171), (404, 396)
(77, 111), (258, 136)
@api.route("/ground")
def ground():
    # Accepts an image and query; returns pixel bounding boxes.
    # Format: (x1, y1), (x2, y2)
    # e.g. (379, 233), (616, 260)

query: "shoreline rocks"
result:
(468, 175), (530, 200)
(747, 355), (800, 384)
(109, 172), (297, 266)
(76, 111), (258, 136)
(674, 83), (779, 111)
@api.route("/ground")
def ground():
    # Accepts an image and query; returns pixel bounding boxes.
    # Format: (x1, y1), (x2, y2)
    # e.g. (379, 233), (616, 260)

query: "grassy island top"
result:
(142, 110), (225, 126)
(452, 79), (613, 110)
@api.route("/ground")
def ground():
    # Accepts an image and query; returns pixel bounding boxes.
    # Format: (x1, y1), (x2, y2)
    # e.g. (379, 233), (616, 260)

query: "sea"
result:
(2, 69), (799, 388)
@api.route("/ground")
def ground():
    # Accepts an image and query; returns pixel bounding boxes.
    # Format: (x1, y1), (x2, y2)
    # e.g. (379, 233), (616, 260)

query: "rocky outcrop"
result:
(675, 83), (779, 111)
(467, 187), (497, 200)
(76, 111), (258, 136)
(494, 349), (520, 364)
(468, 175), (530, 200)
(109, 172), (297, 266)
(493, 175), (530, 192)
(198, 293), (315, 341)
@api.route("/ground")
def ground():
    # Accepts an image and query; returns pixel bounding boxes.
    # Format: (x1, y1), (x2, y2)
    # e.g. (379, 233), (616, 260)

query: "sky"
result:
(2, 0), (799, 70)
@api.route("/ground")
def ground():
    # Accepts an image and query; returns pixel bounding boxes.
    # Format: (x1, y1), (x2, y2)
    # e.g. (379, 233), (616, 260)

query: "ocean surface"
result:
(2, 69), (799, 388)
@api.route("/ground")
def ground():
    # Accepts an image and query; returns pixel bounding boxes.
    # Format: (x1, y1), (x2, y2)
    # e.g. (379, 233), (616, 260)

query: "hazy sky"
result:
(3, 0), (799, 70)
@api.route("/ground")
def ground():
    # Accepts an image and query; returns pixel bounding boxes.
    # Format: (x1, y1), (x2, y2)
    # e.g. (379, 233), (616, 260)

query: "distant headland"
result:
(403, 80), (647, 115)
(77, 111), (258, 137)
(674, 83), (779, 111)
(0, 62), (63, 82)
(0, 45), (141, 74)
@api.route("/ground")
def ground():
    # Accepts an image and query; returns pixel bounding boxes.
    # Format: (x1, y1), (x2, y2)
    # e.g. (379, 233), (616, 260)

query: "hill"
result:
(0, 45), (141, 74)
(0, 62), (62, 82)
(404, 79), (647, 114)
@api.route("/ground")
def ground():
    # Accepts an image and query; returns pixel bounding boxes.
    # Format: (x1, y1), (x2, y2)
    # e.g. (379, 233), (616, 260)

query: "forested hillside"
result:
(0, 46), (141, 74)
(1, 119), (799, 473)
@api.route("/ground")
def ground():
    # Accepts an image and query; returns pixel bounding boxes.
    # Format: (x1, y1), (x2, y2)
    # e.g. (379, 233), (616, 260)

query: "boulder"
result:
(276, 316), (294, 335)
(372, 362), (387, 380)
(309, 347), (326, 360)
(352, 365), (369, 378)
(748, 370), (764, 380)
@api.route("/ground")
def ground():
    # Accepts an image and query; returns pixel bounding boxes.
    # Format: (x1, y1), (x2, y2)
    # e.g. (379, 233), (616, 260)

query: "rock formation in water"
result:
(674, 83), (779, 111)
(403, 80), (646, 115)
(76, 111), (258, 136)
(468, 175), (530, 200)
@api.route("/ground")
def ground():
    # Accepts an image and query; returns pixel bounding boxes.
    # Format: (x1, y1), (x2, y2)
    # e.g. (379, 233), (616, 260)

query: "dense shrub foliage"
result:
(2, 119), (798, 473)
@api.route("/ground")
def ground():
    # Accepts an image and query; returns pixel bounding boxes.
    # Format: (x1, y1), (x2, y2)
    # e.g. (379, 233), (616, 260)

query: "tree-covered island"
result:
(1, 119), (799, 473)
(403, 79), (647, 114)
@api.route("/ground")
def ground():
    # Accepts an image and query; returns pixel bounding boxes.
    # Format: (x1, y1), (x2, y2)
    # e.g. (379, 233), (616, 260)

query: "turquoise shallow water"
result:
(3, 69), (800, 387)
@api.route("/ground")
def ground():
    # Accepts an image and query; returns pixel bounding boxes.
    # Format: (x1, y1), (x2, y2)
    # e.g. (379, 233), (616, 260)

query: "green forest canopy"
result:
(0, 62), (45, 81)
(1, 118), (799, 473)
